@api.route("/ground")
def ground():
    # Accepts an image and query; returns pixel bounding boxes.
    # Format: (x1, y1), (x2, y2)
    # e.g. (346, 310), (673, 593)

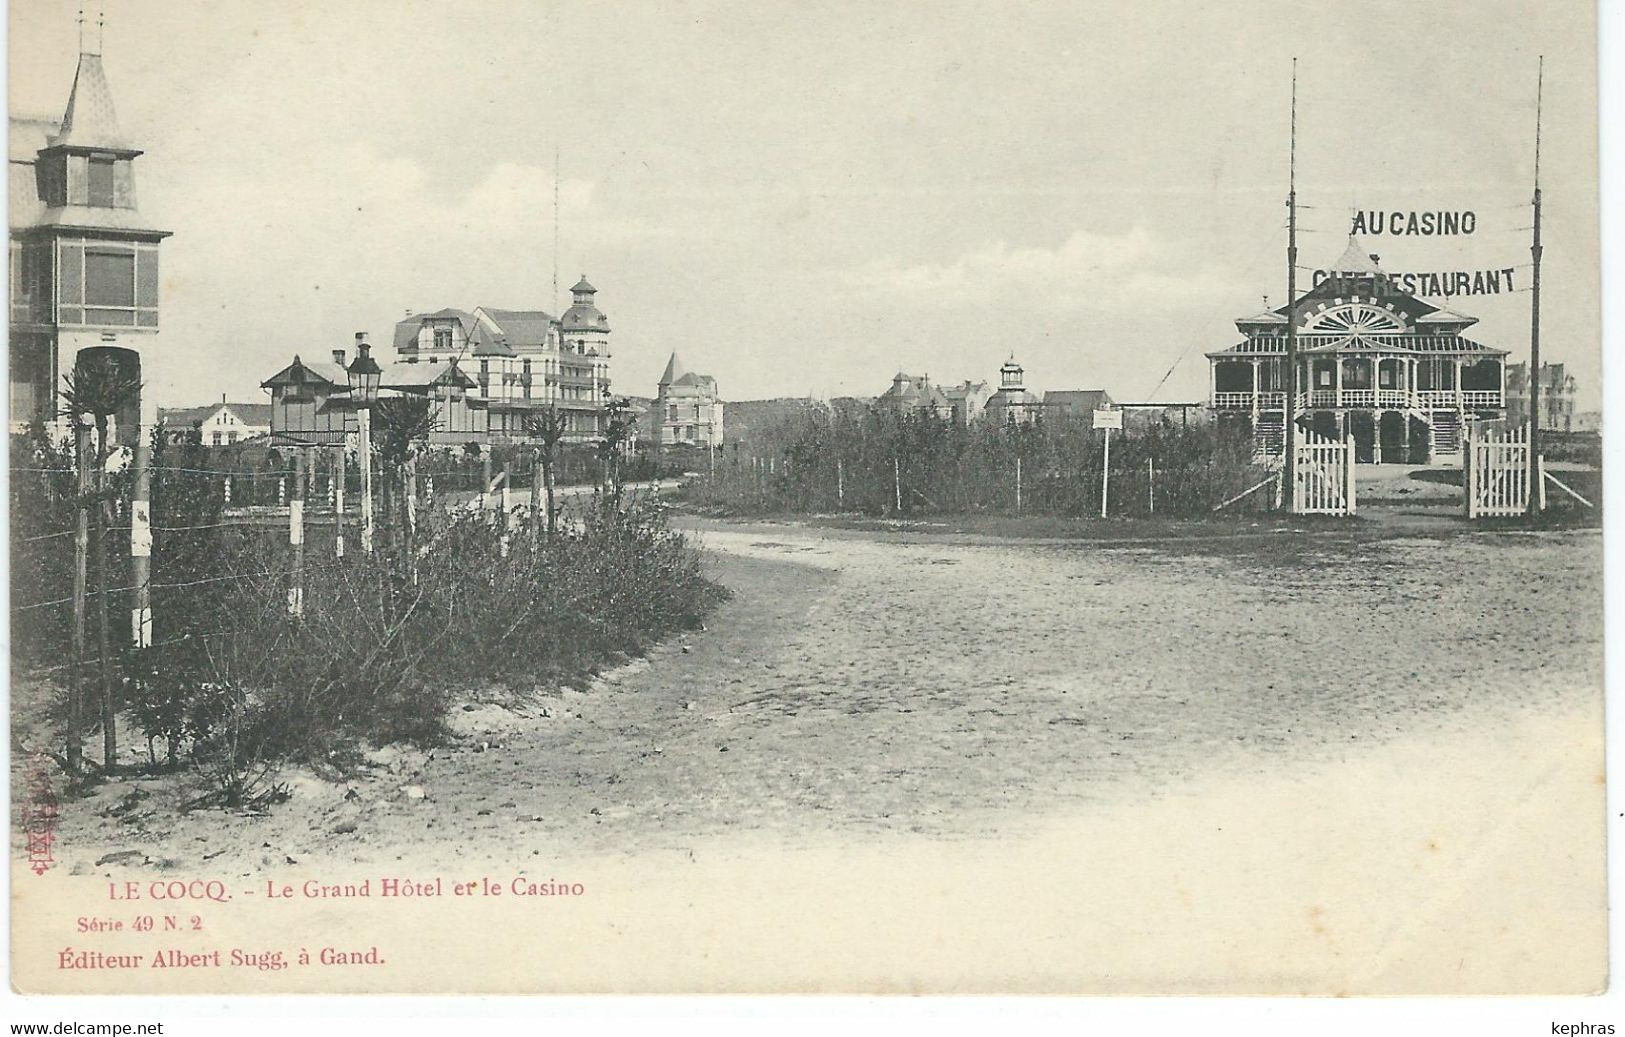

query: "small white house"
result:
(159, 399), (273, 446)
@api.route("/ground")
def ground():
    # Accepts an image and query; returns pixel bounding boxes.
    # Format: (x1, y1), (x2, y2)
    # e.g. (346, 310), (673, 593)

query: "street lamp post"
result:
(346, 332), (382, 555)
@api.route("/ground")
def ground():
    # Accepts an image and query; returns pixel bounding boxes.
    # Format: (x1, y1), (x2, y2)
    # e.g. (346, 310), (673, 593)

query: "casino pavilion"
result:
(1206, 236), (1508, 464)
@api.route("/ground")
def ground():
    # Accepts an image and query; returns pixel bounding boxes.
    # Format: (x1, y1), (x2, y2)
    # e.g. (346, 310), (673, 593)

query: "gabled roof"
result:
(878, 373), (936, 404)
(261, 355), (349, 390)
(1043, 390), (1114, 410)
(986, 388), (1041, 406)
(378, 362), (477, 391)
(671, 371), (716, 390)
(940, 381), (989, 401)
(394, 308), (477, 353)
(226, 403), (274, 426)
(1237, 308), (1288, 326)
(155, 403), (272, 428)
(477, 308), (557, 351)
(1206, 336), (1507, 358)
(1415, 306), (1475, 325)
(158, 406), (219, 427)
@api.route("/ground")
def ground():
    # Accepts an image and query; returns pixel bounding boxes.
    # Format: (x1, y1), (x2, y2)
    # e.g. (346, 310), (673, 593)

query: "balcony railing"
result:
(1216, 388), (1505, 411)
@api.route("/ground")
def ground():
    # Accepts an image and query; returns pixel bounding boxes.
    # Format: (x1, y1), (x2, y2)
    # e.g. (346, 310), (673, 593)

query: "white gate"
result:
(1292, 429), (1356, 516)
(1464, 422), (1530, 518)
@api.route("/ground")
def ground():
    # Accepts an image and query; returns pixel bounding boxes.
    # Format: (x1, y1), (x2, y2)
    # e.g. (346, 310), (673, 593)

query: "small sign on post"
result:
(1093, 409), (1121, 518)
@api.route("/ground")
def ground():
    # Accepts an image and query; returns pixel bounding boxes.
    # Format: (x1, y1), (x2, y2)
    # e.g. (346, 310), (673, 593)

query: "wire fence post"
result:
(333, 444), (346, 559)
(93, 425), (116, 771)
(836, 458), (844, 511)
(893, 457), (902, 514)
(499, 464), (512, 559)
(69, 423), (90, 775)
(130, 408), (154, 648)
(1015, 455), (1023, 513)
(288, 449), (305, 617)
(1148, 457), (1155, 516)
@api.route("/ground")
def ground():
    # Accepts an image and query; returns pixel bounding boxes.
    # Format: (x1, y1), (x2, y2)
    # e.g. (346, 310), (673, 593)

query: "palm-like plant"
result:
(521, 405), (568, 537)
(597, 397), (638, 504)
(58, 360), (141, 776)
(370, 396), (439, 566)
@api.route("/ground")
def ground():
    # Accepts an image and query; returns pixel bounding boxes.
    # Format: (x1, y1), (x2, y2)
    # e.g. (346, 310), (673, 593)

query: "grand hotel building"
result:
(1207, 236), (1508, 464)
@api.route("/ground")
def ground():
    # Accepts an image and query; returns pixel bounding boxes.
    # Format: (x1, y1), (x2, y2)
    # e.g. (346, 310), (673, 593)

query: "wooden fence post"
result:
(1015, 455), (1023, 513)
(1344, 428), (1357, 515)
(1462, 423), (1473, 519)
(893, 457), (902, 514)
(1147, 458), (1155, 515)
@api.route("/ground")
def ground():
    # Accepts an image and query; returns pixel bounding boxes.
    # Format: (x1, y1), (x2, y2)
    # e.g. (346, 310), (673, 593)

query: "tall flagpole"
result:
(553, 148), (561, 314)
(1283, 58), (1299, 510)
(1527, 55), (1544, 518)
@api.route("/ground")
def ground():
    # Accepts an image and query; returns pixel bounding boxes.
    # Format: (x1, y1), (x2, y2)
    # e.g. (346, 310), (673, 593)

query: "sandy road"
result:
(21, 515), (1606, 992)
(42, 515), (1603, 864)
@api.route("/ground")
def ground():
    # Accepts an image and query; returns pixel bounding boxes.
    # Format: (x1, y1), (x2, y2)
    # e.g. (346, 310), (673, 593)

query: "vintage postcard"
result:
(7, 0), (1604, 996)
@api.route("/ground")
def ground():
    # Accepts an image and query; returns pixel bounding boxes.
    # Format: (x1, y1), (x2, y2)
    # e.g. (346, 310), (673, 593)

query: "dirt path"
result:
(32, 515), (1603, 882)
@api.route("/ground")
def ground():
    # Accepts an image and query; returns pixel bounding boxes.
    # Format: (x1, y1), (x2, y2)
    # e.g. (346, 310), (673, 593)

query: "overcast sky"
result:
(8, 0), (1601, 409)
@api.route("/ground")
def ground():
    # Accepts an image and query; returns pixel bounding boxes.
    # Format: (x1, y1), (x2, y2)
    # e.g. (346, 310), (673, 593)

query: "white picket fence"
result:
(1464, 422), (1531, 518)
(1292, 429), (1355, 516)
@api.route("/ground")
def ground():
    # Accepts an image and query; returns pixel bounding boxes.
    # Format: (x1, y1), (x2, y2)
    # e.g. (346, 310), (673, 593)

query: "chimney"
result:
(404, 309), (414, 317)
(221, 393), (227, 404)
(332, 349), (347, 366)
(355, 331), (369, 347)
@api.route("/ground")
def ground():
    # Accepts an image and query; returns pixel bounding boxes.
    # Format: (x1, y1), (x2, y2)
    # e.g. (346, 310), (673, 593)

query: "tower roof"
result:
(50, 52), (130, 151)
(659, 352), (687, 386)
(1328, 235), (1382, 276)
(571, 276), (596, 294)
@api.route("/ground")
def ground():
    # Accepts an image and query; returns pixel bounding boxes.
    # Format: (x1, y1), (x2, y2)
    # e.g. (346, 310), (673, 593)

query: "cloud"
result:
(845, 226), (1247, 312)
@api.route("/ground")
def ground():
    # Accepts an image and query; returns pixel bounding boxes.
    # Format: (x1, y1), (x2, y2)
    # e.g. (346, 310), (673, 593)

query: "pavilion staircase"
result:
(1252, 414), (1284, 461)
(1429, 410), (1463, 461)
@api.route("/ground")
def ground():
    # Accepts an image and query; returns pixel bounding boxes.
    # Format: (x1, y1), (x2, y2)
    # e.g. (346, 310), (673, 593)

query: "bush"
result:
(682, 407), (1273, 518)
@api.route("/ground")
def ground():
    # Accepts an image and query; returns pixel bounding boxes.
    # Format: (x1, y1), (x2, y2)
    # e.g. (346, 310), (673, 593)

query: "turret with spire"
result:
(8, 10), (171, 436)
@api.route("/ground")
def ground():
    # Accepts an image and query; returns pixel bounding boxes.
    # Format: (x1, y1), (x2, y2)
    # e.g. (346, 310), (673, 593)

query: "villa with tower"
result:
(654, 352), (723, 448)
(9, 33), (169, 442)
(1207, 236), (1508, 464)
(388, 277), (613, 444)
(263, 277), (615, 447)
